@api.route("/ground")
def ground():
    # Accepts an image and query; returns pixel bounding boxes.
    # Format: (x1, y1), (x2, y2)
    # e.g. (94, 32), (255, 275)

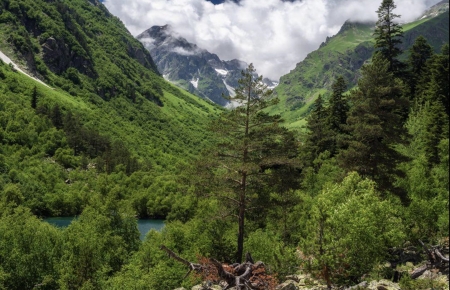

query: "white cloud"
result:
(171, 47), (200, 55)
(103, 0), (440, 80)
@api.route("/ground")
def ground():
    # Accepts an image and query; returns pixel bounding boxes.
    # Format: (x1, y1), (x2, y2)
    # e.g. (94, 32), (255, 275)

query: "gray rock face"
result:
(41, 36), (96, 78)
(137, 25), (252, 106)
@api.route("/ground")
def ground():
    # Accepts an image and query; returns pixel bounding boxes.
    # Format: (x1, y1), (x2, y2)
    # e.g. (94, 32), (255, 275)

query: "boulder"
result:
(366, 279), (401, 290)
(276, 280), (298, 290)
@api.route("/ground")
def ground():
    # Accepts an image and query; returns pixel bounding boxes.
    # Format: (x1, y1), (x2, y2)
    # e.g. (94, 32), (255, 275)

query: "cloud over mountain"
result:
(103, 0), (440, 80)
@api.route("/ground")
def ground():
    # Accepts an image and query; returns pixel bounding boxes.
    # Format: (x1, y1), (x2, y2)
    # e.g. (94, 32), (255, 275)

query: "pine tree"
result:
(407, 36), (433, 100)
(202, 64), (298, 263)
(373, 0), (405, 76)
(338, 54), (409, 202)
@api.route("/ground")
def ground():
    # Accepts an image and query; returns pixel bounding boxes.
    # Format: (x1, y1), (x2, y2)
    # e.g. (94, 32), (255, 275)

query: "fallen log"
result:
(160, 245), (278, 290)
(410, 264), (428, 279)
(410, 240), (449, 279)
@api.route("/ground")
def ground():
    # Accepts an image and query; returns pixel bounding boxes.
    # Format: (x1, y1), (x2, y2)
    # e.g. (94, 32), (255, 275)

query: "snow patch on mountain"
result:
(223, 79), (235, 97)
(215, 68), (228, 76)
(190, 78), (199, 89)
(267, 81), (279, 89)
(0, 50), (50, 88)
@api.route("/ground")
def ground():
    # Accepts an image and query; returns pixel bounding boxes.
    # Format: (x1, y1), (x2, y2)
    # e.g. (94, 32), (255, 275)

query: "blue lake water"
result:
(44, 217), (164, 240)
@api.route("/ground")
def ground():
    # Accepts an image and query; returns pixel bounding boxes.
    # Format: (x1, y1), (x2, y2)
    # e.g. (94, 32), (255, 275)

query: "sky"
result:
(103, 0), (441, 80)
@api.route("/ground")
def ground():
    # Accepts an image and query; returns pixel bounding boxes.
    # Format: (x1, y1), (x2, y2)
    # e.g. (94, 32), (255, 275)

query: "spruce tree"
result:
(373, 0), (405, 76)
(416, 44), (450, 165)
(425, 44), (449, 117)
(202, 64), (298, 263)
(338, 54), (409, 202)
(407, 36), (433, 100)
(302, 95), (331, 169)
(326, 76), (349, 156)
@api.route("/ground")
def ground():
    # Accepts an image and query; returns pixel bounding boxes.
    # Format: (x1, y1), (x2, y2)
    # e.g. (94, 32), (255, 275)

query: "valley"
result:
(0, 0), (448, 289)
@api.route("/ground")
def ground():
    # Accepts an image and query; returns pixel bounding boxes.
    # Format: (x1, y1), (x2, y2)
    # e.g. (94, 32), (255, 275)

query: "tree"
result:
(326, 76), (349, 156)
(301, 95), (331, 169)
(301, 172), (404, 286)
(338, 54), (409, 202)
(406, 36), (433, 100)
(201, 64), (298, 263)
(423, 44), (449, 117)
(31, 85), (38, 109)
(373, 0), (405, 76)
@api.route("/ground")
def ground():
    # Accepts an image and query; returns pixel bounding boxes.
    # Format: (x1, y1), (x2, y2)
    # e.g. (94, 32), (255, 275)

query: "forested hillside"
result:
(0, 0), (222, 218)
(0, 0), (448, 289)
(270, 1), (449, 127)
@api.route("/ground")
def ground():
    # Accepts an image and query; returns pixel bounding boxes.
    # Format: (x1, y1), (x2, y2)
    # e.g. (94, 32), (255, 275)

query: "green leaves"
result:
(301, 172), (405, 285)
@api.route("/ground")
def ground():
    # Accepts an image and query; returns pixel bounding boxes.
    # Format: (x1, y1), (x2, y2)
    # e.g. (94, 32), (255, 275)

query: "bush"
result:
(300, 172), (405, 286)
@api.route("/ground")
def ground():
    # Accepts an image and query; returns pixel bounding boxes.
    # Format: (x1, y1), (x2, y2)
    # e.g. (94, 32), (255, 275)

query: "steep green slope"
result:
(271, 8), (449, 128)
(0, 0), (221, 217)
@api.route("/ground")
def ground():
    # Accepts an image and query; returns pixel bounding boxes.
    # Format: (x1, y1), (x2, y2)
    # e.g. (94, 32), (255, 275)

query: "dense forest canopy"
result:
(0, 0), (448, 289)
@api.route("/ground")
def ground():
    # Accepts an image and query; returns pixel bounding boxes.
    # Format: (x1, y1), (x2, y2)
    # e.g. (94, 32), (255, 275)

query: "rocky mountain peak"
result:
(138, 25), (203, 56)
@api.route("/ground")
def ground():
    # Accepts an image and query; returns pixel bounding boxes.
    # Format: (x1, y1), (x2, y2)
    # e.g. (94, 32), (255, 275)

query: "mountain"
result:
(0, 0), (221, 217)
(269, 1), (449, 128)
(137, 25), (257, 106)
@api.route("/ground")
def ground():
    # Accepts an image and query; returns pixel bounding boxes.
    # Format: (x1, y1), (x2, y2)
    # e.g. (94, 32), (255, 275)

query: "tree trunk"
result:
(236, 172), (246, 263)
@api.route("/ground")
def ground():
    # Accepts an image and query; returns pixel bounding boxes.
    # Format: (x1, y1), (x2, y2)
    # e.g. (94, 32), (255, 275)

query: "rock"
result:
(174, 288), (187, 290)
(346, 281), (368, 289)
(191, 284), (222, 290)
(276, 280), (298, 290)
(285, 274), (301, 282)
(367, 280), (400, 290)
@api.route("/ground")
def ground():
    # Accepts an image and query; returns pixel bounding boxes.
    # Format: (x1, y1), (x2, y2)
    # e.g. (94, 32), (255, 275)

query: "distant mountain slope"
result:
(270, 2), (449, 128)
(137, 25), (278, 106)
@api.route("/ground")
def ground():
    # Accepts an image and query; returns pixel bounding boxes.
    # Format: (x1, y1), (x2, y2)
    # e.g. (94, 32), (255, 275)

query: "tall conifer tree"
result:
(407, 36), (434, 100)
(326, 76), (349, 156)
(338, 54), (409, 202)
(202, 64), (298, 263)
(373, 0), (405, 76)
(302, 95), (331, 168)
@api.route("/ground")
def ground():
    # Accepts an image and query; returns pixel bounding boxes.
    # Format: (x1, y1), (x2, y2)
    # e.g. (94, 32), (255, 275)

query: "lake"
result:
(44, 217), (164, 240)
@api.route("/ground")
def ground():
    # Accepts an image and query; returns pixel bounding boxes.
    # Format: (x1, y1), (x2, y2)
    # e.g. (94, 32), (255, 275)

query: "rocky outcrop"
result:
(41, 36), (96, 78)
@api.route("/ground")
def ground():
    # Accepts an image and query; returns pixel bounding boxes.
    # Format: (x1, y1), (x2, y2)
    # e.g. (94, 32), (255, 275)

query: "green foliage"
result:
(0, 0), (218, 217)
(397, 102), (449, 240)
(271, 7), (448, 127)
(245, 229), (298, 278)
(373, 0), (405, 76)
(300, 172), (405, 286)
(198, 64), (299, 262)
(58, 203), (140, 289)
(406, 36), (433, 99)
(0, 207), (61, 290)
(338, 53), (409, 202)
(0, 0), (448, 287)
